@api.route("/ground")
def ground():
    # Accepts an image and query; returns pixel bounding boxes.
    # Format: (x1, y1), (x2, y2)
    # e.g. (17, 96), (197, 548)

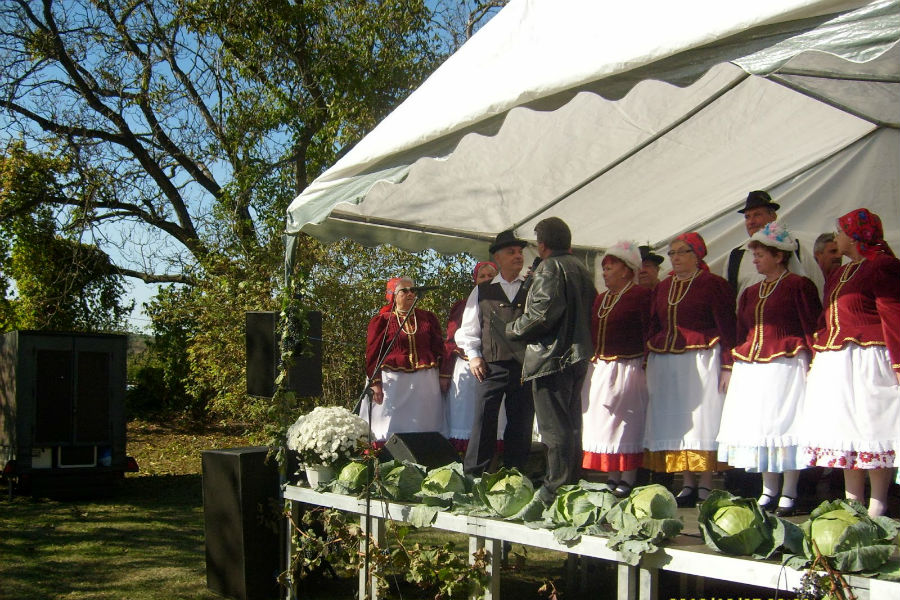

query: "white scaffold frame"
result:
(282, 485), (899, 600)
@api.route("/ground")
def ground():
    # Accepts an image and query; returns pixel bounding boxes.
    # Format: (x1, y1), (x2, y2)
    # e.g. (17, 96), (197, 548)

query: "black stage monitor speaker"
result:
(246, 311), (322, 398)
(202, 447), (281, 600)
(383, 432), (460, 469)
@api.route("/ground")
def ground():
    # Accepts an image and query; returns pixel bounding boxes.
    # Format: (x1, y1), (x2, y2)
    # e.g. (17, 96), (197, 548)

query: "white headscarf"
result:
(603, 240), (642, 283)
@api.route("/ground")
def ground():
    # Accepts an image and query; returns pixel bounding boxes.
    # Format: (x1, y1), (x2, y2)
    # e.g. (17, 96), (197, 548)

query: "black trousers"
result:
(532, 360), (589, 502)
(463, 360), (534, 475)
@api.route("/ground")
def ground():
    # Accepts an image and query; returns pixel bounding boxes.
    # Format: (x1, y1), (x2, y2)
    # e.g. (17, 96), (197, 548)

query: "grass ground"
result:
(0, 420), (249, 600)
(0, 419), (579, 600)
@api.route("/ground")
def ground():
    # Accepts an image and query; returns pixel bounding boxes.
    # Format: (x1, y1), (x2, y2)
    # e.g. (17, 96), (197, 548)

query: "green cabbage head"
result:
(809, 509), (860, 556)
(474, 468), (534, 519)
(710, 505), (764, 555)
(697, 490), (780, 557)
(797, 499), (900, 572)
(376, 459), (425, 501)
(334, 461), (368, 494)
(416, 463), (470, 507)
(629, 484), (678, 520)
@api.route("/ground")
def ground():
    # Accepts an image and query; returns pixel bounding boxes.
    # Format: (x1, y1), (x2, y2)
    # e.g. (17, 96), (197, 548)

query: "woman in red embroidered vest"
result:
(361, 277), (448, 444)
(797, 208), (900, 517)
(443, 261), (504, 453)
(644, 232), (736, 508)
(716, 222), (821, 516)
(581, 241), (651, 497)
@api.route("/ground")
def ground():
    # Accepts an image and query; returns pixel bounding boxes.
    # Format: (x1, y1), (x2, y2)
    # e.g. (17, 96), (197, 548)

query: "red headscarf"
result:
(473, 261), (498, 283)
(837, 208), (895, 260)
(673, 231), (710, 271)
(378, 277), (403, 314)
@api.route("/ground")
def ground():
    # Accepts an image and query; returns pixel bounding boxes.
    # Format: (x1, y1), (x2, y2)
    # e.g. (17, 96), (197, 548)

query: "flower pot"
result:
(305, 464), (335, 488)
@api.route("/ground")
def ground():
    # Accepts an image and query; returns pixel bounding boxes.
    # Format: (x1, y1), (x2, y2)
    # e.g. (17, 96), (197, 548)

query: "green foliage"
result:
(0, 145), (131, 333)
(288, 506), (491, 599)
(303, 238), (474, 411)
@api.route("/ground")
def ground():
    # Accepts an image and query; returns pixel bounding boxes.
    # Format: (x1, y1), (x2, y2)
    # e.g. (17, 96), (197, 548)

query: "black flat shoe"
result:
(675, 486), (698, 508)
(612, 481), (633, 498)
(697, 486), (712, 504)
(757, 493), (777, 512)
(775, 495), (797, 517)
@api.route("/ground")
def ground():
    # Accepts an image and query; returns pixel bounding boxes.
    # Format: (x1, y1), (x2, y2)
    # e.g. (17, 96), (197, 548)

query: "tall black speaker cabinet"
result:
(245, 311), (322, 398)
(0, 330), (128, 493)
(202, 447), (281, 600)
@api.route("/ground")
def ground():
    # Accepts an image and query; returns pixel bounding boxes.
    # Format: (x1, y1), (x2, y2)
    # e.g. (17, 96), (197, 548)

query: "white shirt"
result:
(455, 272), (525, 359)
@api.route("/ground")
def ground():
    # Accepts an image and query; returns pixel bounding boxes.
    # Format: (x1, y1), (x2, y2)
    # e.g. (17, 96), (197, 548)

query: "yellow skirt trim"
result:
(643, 450), (730, 473)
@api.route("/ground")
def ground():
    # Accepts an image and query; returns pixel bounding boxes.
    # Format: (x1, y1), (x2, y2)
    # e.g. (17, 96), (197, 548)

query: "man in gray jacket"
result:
(507, 217), (596, 505)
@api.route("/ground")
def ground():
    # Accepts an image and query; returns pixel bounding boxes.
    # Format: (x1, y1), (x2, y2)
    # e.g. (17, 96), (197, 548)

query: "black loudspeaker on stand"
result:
(246, 311), (323, 398)
(383, 432), (460, 469)
(202, 447), (281, 600)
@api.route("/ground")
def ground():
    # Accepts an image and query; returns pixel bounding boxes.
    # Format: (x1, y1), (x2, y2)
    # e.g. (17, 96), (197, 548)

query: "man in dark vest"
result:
(723, 190), (811, 299)
(456, 230), (535, 476)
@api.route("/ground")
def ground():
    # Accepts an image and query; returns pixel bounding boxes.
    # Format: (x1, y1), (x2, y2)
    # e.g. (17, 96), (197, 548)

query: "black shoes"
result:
(612, 481), (632, 498)
(775, 495), (797, 517)
(758, 493), (777, 512)
(675, 486), (697, 508)
(675, 486), (711, 508)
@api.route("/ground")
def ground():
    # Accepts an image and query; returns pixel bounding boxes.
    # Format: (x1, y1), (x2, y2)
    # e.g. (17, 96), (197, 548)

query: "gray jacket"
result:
(505, 251), (596, 381)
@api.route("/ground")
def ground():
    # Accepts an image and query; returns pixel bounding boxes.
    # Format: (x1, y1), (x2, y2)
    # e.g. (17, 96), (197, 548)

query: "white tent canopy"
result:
(286, 0), (900, 275)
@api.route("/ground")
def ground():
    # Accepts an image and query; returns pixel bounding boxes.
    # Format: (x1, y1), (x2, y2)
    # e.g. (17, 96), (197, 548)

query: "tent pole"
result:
(767, 74), (896, 128)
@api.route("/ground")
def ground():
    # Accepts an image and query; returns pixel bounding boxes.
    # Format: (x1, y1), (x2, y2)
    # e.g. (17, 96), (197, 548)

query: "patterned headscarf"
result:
(673, 231), (710, 271)
(379, 277), (403, 314)
(837, 208), (895, 260)
(473, 261), (498, 283)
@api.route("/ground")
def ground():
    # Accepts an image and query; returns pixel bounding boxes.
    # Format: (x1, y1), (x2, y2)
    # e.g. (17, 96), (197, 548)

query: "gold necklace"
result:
(598, 281), (632, 320)
(758, 270), (788, 299)
(394, 310), (417, 335)
(667, 270), (700, 306)
(839, 259), (865, 283)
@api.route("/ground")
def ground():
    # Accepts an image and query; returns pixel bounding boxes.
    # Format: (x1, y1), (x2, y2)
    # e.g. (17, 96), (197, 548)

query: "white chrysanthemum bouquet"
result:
(286, 406), (370, 467)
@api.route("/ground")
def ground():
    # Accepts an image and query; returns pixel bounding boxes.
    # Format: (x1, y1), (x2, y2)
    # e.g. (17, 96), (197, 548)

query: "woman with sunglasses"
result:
(644, 232), (737, 507)
(796, 208), (900, 517)
(361, 277), (447, 444)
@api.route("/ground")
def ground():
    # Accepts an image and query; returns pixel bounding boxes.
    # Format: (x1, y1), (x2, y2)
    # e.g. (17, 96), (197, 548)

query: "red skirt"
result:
(582, 451), (642, 472)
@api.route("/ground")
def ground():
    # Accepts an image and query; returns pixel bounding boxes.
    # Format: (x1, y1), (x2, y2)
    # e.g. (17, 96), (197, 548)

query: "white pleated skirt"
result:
(444, 357), (506, 441)
(716, 355), (808, 472)
(644, 347), (724, 452)
(359, 368), (445, 443)
(796, 344), (900, 469)
(581, 357), (648, 454)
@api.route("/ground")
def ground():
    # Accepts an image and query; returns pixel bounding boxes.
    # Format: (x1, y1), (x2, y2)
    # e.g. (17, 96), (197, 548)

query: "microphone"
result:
(410, 285), (440, 293)
(521, 257), (542, 291)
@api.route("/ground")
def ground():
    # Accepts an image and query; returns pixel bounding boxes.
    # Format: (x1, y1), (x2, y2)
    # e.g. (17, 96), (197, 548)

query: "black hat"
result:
(639, 245), (664, 266)
(738, 190), (780, 214)
(489, 230), (527, 254)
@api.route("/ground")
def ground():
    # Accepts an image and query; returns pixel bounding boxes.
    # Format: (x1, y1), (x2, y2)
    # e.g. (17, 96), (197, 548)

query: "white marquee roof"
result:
(286, 0), (900, 270)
